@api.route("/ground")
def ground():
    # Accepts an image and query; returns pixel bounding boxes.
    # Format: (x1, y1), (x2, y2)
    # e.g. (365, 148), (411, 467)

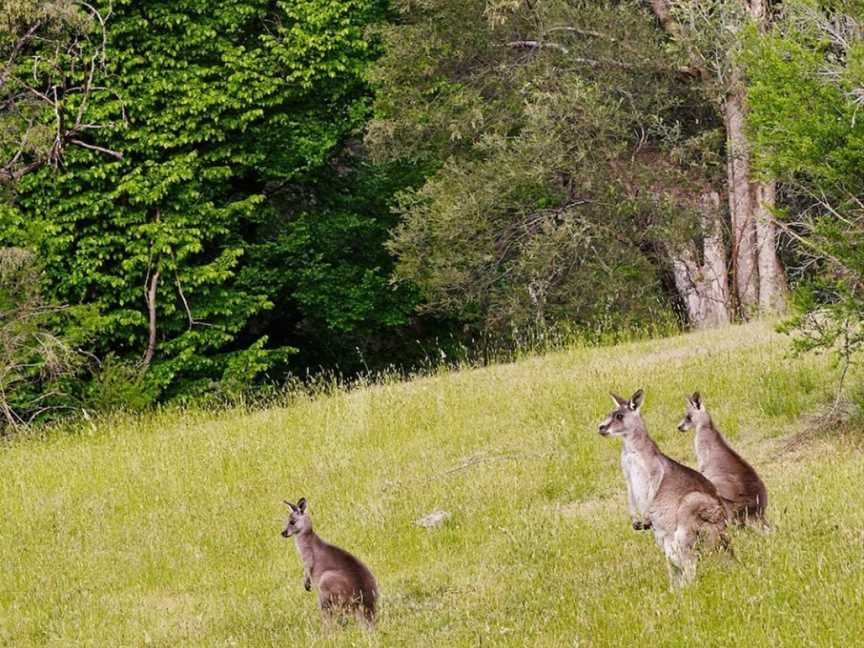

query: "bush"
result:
(0, 248), (82, 430)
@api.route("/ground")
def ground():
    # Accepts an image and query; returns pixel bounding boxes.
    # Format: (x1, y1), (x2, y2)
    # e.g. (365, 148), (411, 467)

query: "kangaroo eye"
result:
(614, 412), (624, 421)
(686, 415), (691, 421)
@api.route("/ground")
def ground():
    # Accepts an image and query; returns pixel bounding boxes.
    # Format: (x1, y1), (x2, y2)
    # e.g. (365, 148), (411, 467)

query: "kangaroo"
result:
(281, 498), (378, 628)
(599, 389), (730, 585)
(678, 392), (769, 528)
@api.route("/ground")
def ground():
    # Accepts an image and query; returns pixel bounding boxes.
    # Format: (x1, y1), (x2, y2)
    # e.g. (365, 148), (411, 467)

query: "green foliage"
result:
(82, 355), (159, 413)
(0, 248), (88, 430)
(2, 0), (407, 403)
(745, 1), (864, 366)
(236, 156), (427, 372)
(369, 0), (716, 337)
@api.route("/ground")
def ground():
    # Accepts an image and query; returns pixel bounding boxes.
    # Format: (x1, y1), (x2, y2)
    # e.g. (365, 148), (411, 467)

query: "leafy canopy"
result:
(2, 0), (393, 401)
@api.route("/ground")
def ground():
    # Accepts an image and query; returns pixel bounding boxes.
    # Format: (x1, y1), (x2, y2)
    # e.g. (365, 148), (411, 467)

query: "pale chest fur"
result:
(621, 448), (655, 515)
(294, 535), (317, 572)
(694, 434), (711, 472)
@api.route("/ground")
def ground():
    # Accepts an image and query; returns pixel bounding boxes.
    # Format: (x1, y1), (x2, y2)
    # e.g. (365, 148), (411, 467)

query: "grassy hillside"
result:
(2, 322), (863, 646)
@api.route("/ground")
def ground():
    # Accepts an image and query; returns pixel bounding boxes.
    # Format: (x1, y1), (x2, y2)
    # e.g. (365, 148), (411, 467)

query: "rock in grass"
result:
(415, 510), (451, 529)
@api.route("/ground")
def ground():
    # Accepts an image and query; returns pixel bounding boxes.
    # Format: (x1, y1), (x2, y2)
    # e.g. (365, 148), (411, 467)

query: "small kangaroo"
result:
(678, 392), (769, 528)
(281, 498), (378, 628)
(599, 389), (730, 585)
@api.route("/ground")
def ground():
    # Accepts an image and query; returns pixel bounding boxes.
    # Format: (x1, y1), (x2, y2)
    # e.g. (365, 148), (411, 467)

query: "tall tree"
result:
(647, 0), (788, 317)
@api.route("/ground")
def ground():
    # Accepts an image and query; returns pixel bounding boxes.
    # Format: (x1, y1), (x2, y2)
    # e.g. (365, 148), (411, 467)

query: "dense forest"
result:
(1, 0), (862, 428)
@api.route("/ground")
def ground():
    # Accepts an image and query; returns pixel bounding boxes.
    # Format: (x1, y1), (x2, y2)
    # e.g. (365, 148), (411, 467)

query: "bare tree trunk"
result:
(746, 0), (787, 314)
(699, 190), (731, 327)
(142, 269), (160, 369)
(669, 191), (730, 329)
(648, 0), (788, 321)
(753, 181), (787, 312)
(671, 244), (704, 325)
(725, 76), (759, 318)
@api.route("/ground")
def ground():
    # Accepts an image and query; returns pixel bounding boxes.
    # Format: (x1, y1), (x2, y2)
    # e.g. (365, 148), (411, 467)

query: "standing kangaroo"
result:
(678, 392), (769, 528)
(599, 389), (730, 585)
(281, 498), (378, 628)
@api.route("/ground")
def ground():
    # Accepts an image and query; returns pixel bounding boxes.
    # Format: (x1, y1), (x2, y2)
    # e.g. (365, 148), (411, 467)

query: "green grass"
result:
(2, 322), (863, 646)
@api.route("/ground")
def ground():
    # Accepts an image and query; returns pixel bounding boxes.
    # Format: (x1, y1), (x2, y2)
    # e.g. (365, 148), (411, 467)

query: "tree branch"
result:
(645, 0), (706, 79)
(647, 0), (684, 40)
(66, 138), (123, 159)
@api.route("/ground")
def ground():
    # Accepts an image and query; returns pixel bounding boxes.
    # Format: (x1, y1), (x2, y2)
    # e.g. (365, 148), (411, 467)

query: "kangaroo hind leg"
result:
(676, 525), (699, 585)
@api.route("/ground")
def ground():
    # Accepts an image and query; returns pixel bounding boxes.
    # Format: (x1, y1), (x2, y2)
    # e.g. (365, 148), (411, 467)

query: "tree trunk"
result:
(699, 190), (731, 327)
(669, 191), (731, 329)
(649, 0), (788, 321)
(753, 181), (787, 312)
(671, 244), (704, 326)
(724, 80), (759, 318)
(746, 0), (787, 314)
(142, 269), (160, 368)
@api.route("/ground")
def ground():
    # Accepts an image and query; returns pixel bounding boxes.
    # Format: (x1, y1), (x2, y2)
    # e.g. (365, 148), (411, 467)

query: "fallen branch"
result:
(507, 40), (570, 54)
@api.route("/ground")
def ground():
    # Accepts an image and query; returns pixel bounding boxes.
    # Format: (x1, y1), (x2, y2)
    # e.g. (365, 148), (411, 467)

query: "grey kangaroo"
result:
(678, 392), (769, 528)
(599, 389), (731, 585)
(281, 498), (378, 628)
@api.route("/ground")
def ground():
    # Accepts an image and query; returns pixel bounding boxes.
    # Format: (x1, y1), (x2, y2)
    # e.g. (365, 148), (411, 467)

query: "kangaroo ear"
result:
(610, 392), (627, 407)
(284, 500), (298, 512)
(691, 392), (702, 410)
(297, 497), (307, 513)
(630, 389), (644, 411)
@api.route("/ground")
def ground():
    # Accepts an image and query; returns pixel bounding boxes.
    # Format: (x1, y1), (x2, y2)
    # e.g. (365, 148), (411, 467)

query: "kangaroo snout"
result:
(598, 423), (609, 436)
(281, 528), (290, 538)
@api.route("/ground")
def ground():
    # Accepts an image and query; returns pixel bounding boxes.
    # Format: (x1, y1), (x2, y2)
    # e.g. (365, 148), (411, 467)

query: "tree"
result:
(236, 152), (426, 373)
(368, 0), (730, 334)
(646, 0), (789, 317)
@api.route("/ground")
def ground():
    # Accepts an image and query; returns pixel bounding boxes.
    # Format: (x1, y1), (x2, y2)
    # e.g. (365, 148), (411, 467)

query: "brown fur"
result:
(679, 393), (768, 527)
(282, 498), (378, 627)
(600, 390), (731, 585)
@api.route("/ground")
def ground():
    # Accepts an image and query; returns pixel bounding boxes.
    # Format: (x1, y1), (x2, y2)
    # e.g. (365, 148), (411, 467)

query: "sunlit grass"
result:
(2, 322), (863, 646)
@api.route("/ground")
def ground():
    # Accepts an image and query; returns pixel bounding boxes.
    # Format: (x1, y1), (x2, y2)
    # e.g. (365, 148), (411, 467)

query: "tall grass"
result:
(1, 322), (862, 646)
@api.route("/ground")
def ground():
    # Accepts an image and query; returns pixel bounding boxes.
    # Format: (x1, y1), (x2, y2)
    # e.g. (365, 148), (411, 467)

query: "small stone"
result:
(415, 510), (451, 528)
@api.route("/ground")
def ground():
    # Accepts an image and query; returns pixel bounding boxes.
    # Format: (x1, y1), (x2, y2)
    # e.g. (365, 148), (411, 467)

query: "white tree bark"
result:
(669, 191), (730, 329)
(671, 245), (704, 325)
(142, 269), (160, 369)
(648, 0), (788, 320)
(746, 0), (787, 315)
(753, 181), (787, 312)
(700, 190), (731, 327)
(725, 79), (760, 317)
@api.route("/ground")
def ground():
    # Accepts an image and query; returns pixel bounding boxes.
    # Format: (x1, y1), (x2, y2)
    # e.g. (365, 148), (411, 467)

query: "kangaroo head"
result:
(678, 392), (709, 431)
(598, 389), (645, 437)
(281, 497), (311, 538)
